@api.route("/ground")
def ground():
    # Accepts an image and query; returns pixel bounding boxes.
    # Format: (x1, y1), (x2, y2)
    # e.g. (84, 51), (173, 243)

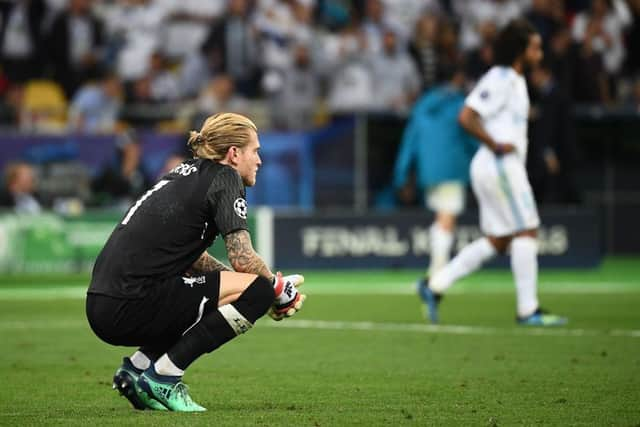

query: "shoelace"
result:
(173, 382), (196, 405)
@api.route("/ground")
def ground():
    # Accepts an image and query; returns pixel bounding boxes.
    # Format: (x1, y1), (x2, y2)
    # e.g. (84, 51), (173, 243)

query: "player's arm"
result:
(458, 106), (514, 154)
(189, 251), (232, 274)
(224, 229), (274, 280)
(224, 229), (306, 320)
(210, 169), (305, 319)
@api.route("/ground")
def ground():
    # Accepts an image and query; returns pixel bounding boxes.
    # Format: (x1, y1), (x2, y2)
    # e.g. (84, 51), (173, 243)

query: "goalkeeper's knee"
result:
(231, 275), (274, 323)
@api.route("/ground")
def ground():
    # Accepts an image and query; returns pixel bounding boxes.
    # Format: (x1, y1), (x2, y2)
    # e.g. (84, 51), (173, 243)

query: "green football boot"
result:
(137, 366), (206, 412)
(113, 357), (168, 410)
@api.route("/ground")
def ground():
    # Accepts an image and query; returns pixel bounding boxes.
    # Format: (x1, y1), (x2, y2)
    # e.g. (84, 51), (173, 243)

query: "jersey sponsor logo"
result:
(233, 198), (248, 219)
(171, 163), (198, 176)
(182, 275), (206, 287)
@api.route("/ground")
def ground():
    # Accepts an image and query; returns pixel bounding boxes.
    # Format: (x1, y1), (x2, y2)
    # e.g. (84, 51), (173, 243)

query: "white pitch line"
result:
(0, 287), (86, 300)
(1, 318), (638, 338)
(262, 319), (640, 338)
(302, 282), (640, 295)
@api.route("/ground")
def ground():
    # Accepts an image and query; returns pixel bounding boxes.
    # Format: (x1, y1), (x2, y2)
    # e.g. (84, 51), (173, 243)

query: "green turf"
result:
(1, 258), (639, 426)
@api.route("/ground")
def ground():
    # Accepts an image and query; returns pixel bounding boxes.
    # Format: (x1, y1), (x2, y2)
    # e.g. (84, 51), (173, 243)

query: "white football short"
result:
(470, 149), (540, 237)
(425, 181), (466, 215)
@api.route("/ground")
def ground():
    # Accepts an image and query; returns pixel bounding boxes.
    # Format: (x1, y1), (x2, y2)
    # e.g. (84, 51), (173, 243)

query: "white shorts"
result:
(470, 149), (540, 237)
(425, 181), (466, 215)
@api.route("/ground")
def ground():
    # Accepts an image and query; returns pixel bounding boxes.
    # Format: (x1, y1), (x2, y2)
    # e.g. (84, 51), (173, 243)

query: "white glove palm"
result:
(269, 272), (306, 321)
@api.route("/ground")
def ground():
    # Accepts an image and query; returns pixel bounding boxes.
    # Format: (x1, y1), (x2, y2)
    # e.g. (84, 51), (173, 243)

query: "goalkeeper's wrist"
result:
(271, 272), (286, 302)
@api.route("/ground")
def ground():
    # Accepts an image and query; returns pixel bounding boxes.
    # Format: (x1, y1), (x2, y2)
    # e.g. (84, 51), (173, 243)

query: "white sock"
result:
(429, 223), (454, 275)
(154, 354), (184, 377)
(430, 237), (496, 293)
(511, 236), (539, 318)
(130, 350), (151, 371)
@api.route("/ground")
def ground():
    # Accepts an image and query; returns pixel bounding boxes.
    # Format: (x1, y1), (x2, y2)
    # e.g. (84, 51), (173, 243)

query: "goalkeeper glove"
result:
(269, 272), (306, 321)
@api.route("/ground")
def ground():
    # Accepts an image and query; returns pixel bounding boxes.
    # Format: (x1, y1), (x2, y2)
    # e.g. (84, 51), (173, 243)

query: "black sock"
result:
(138, 346), (168, 363)
(168, 276), (274, 370)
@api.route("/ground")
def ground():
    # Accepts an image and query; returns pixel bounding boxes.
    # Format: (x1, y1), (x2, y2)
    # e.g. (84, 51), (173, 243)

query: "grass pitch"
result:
(0, 258), (639, 426)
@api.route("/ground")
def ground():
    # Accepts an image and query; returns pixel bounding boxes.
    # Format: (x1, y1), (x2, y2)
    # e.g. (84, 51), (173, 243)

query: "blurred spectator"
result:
(381, 0), (443, 42)
(408, 12), (441, 92)
(528, 61), (581, 204)
(545, 23), (609, 104)
(452, 0), (525, 52)
(314, 0), (351, 30)
(91, 130), (151, 209)
(263, 43), (320, 130)
(525, 0), (561, 49)
(103, 0), (170, 81)
(68, 73), (123, 133)
(624, 0), (640, 76)
(358, 0), (396, 54)
(0, 0), (48, 83)
(199, 0), (262, 98)
(545, 24), (574, 96)
(162, 0), (225, 61)
(289, 0), (316, 47)
(196, 75), (250, 116)
(435, 17), (463, 83)
(571, 0), (632, 77)
(465, 20), (497, 81)
(47, 0), (106, 97)
(127, 52), (180, 104)
(326, 24), (374, 113)
(0, 162), (42, 214)
(255, 0), (293, 69)
(44, 0), (67, 15)
(369, 29), (421, 113)
(568, 20), (613, 104)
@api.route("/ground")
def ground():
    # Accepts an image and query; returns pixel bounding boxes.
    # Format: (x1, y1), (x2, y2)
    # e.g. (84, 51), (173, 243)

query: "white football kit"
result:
(465, 66), (540, 237)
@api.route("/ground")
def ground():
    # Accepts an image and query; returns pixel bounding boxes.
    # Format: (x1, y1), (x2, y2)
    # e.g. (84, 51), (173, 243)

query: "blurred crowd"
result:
(0, 0), (639, 135)
(2, 0), (640, 213)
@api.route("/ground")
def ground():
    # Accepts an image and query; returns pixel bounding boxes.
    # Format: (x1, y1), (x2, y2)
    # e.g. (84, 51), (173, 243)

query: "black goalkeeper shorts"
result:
(86, 272), (221, 350)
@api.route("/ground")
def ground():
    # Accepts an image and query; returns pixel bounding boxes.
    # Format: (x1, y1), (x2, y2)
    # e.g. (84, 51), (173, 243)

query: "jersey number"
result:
(121, 180), (170, 225)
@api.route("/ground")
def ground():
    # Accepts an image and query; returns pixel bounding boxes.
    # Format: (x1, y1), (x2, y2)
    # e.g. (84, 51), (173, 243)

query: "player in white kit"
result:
(417, 19), (567, 326)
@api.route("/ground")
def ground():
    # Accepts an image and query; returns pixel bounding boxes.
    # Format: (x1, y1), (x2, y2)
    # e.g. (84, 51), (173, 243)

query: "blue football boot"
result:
(517, 308), (568, 326)
(113, 357), (168, 411)
(417, 277), (441, 324)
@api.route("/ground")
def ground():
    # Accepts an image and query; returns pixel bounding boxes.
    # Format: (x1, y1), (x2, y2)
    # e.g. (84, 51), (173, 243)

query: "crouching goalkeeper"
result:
(86, 113), (306, 412)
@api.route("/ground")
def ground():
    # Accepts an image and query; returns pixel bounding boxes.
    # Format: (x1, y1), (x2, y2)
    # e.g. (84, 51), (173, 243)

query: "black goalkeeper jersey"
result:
(88, 158), (248, 299)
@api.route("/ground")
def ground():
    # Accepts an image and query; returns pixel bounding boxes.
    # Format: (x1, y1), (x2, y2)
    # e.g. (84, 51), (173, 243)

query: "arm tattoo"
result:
(224, 229), (273, 279)
(190, 251), (232, 274)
